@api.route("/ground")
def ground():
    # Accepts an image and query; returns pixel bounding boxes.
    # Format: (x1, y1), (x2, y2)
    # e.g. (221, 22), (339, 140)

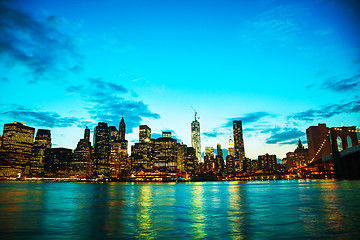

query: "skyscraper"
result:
(0, 122), (35, 176)
(84, 127), (90, 142)
(191, 112), (201, 163)
(94, 122), (110, 175)
(73, 127), (92, 178)
(31, 129), (52, 176)
(119, 117), (126, 141)
(233, 120), (245, 172)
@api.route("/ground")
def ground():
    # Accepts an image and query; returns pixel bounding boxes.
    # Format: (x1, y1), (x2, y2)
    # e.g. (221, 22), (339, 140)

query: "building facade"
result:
(233, 120), (245, 172)
(31, 129), (52, 176)
(0, 122), (35, 176)
(191, 112), (201, 163)
(94, 122), (110, 176)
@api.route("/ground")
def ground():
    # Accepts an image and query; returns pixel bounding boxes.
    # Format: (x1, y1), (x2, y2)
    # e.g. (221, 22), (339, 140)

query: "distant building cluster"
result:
(0, 115), (359, 180)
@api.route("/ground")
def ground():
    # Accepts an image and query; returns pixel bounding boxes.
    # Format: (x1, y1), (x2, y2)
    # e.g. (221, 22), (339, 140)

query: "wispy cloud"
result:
(241, 4), (306, 44)
(314, 27), (333, 36)
(66, 78), (160, 133)
(290, 100), (360, 121)
(322, 74), (360, 92)
(0, 104), (81, 128)
(203, 112), (275, 139)
(224, 112), (275, 128)
(0, 0), (82, 82)
(262, 127), (304, 145)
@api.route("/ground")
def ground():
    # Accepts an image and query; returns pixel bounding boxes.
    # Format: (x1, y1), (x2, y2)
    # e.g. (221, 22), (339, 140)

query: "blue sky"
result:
(0, 0), (359, 159)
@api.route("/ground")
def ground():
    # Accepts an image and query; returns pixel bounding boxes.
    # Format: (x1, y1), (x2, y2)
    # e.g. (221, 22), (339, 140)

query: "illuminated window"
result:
(336, 136), (343, 152)
(347, 136), (352, 148)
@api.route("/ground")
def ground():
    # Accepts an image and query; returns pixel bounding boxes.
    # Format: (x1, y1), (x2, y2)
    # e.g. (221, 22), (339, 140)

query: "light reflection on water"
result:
(0, 180), (360, 239)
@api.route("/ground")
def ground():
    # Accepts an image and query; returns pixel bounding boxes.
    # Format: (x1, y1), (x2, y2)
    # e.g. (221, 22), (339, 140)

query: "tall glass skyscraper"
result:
(233, 120), (245, 172)
(191, 112), (201, 163)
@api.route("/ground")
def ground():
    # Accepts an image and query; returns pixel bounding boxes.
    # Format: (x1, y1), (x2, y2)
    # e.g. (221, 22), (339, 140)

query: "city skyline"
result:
(0, 0), (359, 159)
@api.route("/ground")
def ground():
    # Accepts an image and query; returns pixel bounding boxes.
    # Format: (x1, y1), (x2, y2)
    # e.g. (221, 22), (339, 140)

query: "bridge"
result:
(304, 127), (360, 179)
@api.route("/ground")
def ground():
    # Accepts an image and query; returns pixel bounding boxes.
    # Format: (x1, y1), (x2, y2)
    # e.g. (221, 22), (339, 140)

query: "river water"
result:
(0, 180), (359, 239)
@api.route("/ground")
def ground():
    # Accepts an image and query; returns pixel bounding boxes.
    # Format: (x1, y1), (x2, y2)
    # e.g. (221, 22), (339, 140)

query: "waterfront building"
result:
(306, 123), (331, 162)
(131, 142), (153, 170)
(185, 147), (197, 173)
(244, 157), (252, 173)
(94, 122), (110, 176)
(251, 160), (258, 172)
(44, 148), (73, 177)
(191, 112), (201, 163)
(286, 139), (309, 171)
(31, 129), (51, 176)
(177, 143), (186, 171)
(226, 155), (235, 174)
(139, 125), (151, 143)
(258, 153), (277, 173)
(233, 120), (245, 172)
(0, 122), (35, 177)
(153, 132), (178, 170)
(72, 127), (92, 178)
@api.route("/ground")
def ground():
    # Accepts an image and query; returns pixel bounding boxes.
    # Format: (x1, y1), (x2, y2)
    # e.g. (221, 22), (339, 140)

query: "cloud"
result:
(67, 78), (160, 133)
(202, 131), (219, 138)
(290, 100), (360, 121)
(314, 27), (333, 36)
(322, 74), (360, 92)
(241, 4), (306, 44)
(0, 0), (82, 82)
(0, 104), (81, 128)
(224, 111), (275, 128)
(264, 127), (304, 145)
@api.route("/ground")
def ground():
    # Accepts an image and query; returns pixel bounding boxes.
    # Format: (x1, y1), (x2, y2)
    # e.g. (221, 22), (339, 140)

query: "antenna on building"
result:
(191, 106), (199, 121)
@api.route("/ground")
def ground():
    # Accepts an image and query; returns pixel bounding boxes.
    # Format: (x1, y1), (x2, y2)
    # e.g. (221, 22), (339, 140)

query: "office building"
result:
(233, 120), (245, 172)
(44, 148), (73, 177)
(94, 122), (110, 175)
(72, 127), (92, 178)
(0, 122), (35, 176)
(258, 153), (277, 173)
(31, 129), (51, 176)
(191, 112), (201, 163)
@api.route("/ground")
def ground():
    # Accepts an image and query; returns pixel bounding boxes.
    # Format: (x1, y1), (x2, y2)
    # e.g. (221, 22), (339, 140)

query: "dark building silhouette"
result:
(119, 117), (126, 141)
(233, 120), (245, 172)
(94, 122), (110, 176)
(31, 129), (51, 176)
(185, 147), (197, 173)
(306, 123), (332, 162)
(0, 122), (35, 177)
(72, 127), (92, 178)
(44, 148), (73, 177)
(216, 144), (225, 173)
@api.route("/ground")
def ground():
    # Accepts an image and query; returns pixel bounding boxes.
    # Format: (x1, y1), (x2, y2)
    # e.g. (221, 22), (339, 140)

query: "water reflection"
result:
(0, 180), (360, 239)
